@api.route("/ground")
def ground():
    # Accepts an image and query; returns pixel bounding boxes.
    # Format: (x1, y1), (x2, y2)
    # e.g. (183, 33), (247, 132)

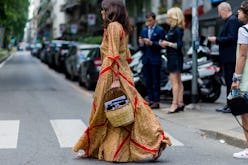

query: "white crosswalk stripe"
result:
(50, 120), (184, 147)
(0, 120), (20, 149)
(0, 119), (184, 149)
(50, 119), (87, 148)
(165, 132), (184, 146)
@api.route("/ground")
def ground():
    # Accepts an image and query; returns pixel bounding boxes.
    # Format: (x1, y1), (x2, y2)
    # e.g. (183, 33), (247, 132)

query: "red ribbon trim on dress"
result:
(107, 55), (120, 68)
(118, 72), (135, 87)
(119, 29), (125, 41)
(93, 102), (96, 113)
(84, 122), (106, 156)
(99, 66), (135, 87)
(107, 55), (120, 61)
(161, 131), (169, 140)
(113, 134), (130, 161)
(134, 96), (138, 118)
(143, 101), (149, 106)
(130, 139), (158, 153)
(126, 58), (132, 64)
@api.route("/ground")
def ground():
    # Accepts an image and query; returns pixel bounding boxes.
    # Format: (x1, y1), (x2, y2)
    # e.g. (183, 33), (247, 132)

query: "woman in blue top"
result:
(160, 7), (185, 113)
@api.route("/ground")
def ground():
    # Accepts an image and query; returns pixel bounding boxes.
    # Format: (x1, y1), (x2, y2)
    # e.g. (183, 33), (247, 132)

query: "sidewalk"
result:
(0, 50), (10, 63)
(154, 90), (247, 149)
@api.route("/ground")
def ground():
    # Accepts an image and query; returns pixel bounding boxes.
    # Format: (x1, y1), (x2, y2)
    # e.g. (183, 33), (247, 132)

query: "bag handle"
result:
(234, 116), (248, 133)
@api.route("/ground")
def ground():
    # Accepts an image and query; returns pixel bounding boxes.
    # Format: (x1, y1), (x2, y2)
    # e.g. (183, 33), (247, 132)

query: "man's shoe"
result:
(222, 107), (231, 113)
(216, 105), (228, 112)
(150, 102), (160, 109)
(148, 101), (154, 106)
(233, 148), (248, 159)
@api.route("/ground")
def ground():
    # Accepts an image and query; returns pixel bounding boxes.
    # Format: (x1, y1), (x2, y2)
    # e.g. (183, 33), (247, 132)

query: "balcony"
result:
(61, 0), (80, 12)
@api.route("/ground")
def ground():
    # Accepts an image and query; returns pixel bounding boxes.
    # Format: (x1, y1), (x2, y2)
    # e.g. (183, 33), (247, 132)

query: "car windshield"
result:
(79, 49), (91, 59)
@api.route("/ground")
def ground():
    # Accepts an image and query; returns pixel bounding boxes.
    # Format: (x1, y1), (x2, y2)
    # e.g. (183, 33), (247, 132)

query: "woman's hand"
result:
(143, 38), (153, 45)
(110, 80), (120, 89)
(231, 81), (240, 90)
(159, 41), (168, 48)
(138, 37), (144, 44)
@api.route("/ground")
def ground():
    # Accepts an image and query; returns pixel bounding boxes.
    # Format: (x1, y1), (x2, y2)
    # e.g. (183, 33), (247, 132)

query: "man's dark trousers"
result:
(224, 62), (236, 97)
(143, 63), (160, 103)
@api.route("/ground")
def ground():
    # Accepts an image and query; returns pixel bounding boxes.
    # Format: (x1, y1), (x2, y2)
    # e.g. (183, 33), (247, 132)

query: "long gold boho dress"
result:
(73, 21), (171, 162)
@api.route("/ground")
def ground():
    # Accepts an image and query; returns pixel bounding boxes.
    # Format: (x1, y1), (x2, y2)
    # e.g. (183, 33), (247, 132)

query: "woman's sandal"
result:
(167, 103), (179, 114)
(152, 142), (166, 161)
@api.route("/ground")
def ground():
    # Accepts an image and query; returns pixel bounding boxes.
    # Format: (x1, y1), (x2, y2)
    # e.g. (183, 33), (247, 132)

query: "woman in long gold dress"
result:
(73, 0), (171, 162)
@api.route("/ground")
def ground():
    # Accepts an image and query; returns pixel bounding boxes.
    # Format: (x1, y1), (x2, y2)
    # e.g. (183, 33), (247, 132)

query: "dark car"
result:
(39, 41), (51, 62)
(78, 45), (101, 90)
(54, 41), (70, 71)
(31, 43), (42, 57)
(46, 40), (67, 68)
(65, 43), (99, 81)
(77, 44), (137, 90)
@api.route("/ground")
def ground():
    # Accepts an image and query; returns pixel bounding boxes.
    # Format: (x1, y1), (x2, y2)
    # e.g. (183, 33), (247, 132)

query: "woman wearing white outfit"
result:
(232, 0), (248, 159)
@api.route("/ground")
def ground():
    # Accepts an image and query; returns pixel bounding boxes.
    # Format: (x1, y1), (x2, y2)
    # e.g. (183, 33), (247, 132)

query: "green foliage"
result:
(158, 7), (167, 14)
(0, 0), (29, 47)
(0, 49), (8, 59)
(78, 35), (103, 44)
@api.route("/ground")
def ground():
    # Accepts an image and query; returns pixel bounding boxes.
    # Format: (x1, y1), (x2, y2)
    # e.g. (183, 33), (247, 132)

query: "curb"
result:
(201, 129), (247, 149)
(0, 52), (10, 64)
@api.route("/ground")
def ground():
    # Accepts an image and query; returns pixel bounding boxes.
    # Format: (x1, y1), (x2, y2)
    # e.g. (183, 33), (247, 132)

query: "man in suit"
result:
(208, 2), (241, 113)
(138, 12), (165, 109)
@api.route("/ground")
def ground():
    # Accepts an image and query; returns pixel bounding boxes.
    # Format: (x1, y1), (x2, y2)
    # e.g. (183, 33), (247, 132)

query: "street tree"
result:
(0, 0), (29, 48)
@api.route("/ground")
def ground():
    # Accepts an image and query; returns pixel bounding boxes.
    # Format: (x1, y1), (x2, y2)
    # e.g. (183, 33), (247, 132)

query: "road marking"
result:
(0, 120), (20, 149)
(50, 119), (87, 148)
(0, 54), (13, 69)
(165, 132), (184, 146)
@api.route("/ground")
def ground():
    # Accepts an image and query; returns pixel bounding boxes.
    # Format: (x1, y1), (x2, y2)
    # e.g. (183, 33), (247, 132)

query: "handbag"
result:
(227, 90), (248, 132)
(103, 87), (134, 127)
(227, 90), (248, 116)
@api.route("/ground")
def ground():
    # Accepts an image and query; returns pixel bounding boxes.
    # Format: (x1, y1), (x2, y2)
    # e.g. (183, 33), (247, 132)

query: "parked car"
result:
(65, 43), (99, 82)
(39, 41), (51, 62)
(46, 40), (67, 68)
(77, 44), (136, 90)
(31, 43), (42, 57)
(78, 44), (101, 89)
(54, 41), (70, 71)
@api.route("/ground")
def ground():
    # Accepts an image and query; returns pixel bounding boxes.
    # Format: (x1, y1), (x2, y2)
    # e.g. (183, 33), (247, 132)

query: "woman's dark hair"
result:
(241, 0), (248, 17)
(101, 0), (133, 34)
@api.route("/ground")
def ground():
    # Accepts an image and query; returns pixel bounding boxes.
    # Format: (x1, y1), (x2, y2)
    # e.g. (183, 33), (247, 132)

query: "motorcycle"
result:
(129, 50), (222, 104)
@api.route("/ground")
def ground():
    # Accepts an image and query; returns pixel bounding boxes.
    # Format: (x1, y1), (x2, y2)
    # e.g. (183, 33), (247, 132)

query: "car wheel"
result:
(85, 73), (93, 90)
(78, 73), (85, 87)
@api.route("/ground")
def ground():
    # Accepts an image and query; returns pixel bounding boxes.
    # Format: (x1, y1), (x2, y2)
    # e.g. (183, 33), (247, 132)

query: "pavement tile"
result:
(154, 100), (247, 149)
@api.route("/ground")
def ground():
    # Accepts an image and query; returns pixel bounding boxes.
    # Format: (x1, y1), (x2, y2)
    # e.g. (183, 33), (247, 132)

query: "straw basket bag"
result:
(103, 87), (134, 127)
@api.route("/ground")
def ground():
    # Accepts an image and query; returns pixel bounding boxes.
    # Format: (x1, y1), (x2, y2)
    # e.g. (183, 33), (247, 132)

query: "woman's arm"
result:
(231, 44), (248, 90)
(236, 44), (248, 75)
(106, 22), (123, 81)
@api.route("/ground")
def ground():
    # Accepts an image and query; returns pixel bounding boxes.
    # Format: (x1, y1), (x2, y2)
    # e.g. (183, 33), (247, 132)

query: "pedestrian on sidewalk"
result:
(231, 0), (248, 159)
(73, 0), (171, 162)
(208, 2), (241, 113)
(159, 7), (185, 113)
(138, 12), (165, 109)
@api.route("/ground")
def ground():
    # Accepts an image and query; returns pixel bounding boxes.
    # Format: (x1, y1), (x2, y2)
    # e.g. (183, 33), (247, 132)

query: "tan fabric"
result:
(73, 22), (171, 162)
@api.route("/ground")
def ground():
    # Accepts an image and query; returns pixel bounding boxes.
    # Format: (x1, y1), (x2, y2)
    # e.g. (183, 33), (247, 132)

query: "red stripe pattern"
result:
(113, 134), (130, 161)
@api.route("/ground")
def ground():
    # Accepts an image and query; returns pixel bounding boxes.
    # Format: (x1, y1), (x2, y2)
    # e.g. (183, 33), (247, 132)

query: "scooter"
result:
(129, 50), (222, 104)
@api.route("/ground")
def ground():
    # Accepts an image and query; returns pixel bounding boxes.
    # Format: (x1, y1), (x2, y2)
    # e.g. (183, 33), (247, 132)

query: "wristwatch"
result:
(232, 73), (242, 82)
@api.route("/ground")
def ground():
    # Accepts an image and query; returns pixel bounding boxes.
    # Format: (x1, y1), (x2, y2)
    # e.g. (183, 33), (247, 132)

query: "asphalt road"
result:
(0, 51), (247, 165)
